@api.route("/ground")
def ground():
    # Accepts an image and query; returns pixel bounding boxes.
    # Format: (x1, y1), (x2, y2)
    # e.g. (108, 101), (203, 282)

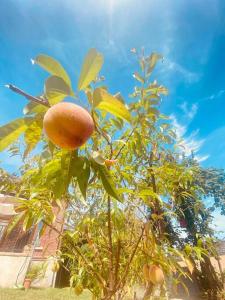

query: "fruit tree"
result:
(0, 48), (224, 299)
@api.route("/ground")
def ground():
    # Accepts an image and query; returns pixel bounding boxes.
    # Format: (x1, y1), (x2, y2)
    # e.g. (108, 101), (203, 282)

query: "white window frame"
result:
(0, 221), (8, 241)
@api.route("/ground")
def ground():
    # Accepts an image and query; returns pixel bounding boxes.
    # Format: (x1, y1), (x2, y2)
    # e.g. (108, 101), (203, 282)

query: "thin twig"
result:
(71, 241), (106, 287)
(103, 226), (145, 300)
(114, 239), (121, 285)
(114, 126), (137, 160)
(5, 84), (50, 107)
(91, 109), (113, 158)
(149, 150), (163, 235)
(117, 225), (145, 290)
(43, 220), (106, 287)
(107, 195), (114, 292)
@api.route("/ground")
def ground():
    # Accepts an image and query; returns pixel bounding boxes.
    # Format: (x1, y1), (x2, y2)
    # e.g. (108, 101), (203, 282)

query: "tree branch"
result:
(5, 84), (50, 107)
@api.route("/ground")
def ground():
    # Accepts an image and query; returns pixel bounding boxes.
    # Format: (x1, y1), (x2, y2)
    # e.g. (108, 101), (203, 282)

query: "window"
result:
(34, 222), (43, 248)
(0, 222), (8, 241)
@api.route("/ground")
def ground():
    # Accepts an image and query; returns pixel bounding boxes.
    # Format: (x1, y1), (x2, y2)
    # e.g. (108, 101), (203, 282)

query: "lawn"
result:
(0, 288), (91, 300)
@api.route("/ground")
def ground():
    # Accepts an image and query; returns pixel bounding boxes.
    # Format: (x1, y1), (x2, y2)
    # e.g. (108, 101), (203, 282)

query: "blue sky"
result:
(0, 0), (225, 231)
(1, 0), (225, 170)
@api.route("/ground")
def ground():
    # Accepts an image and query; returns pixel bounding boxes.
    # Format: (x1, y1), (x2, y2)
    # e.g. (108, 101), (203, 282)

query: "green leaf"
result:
(39, 223), (47, 237)
(45, 75), (72, 105)
(117, 187), (134, 195)
(93, 88), (131, 122)
(93, 162), (120, 201)
(77, 159), (90, 199)
(23, 76), (73, 114)
(23, 212), (34, 231)
(28, 153), (69, 198)
(33, 54), (72, 88)
(0, 118), (28, 151)
(67, 151), (84, 178)
(24, 117), (43, 158)
(48, 140), (55, 156)
(78, 48), (104, 90)
(68, 152), (90, 199)
(6, 212), (25, 235)
(138, 189), (158, 198)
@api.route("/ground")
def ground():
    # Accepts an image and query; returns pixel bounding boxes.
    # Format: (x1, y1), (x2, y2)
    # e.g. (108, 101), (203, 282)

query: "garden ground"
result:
(0, 289), (172, 300)
(0, 288), (91, 300)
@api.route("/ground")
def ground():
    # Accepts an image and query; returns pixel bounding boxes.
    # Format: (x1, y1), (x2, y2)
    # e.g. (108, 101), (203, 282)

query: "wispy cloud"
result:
(172, 88), (224, 164)
(179, 101), (198, 120)
(200, 89), (225, 101)
(195, 154), (210, 163)
(199, 126), (225, 168)
(171, 101), (209, 162)
(162, 59), (201, 84)
(171, 97), (209, 162)
(171, 114), (206, 158)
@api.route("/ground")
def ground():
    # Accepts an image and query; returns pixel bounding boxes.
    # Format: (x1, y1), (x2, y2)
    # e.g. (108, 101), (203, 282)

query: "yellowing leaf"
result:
(184, 258), (194, 274)
(7, 212), (25, 235)
(147, 53), (163, 76)
(184, 244), (192, 256)
(23, 212), (34, 231)
(91, 151), (105, 165)
(23, 101), (48, 115)
(45, 75), (71, 97)
(99, 166), (120, 201)
(33, 54), (72, 88)
(24, 118), (43, 158)
(44, 75), (72, 105)
(148, 108), (159, 116)
(117, 188), (134, 194)
(113, 92), (125, 104)
(0, 118), (27, 151)
(133, 72), (145, 84)
(78, 48), (104, 90)
(93, 88), (131, 122)
(146, 82), (168, 96)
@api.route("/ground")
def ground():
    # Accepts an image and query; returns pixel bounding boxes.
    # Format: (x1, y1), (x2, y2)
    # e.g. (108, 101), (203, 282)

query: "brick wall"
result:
(0, 195), (66, 257)
(217, 241), (225, 255)
(0, 221), (34, 253)
(33, 204), (65, 258)
(0, 195), (66, 288)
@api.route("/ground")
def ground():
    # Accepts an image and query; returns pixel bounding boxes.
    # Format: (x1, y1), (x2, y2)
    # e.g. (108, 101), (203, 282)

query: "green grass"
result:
(0, 288), (91, 300)
(0, 288), (171, 300)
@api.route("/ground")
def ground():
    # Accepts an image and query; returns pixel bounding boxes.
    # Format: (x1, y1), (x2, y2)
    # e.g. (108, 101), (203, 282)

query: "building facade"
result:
(0, 193), (65, 288)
